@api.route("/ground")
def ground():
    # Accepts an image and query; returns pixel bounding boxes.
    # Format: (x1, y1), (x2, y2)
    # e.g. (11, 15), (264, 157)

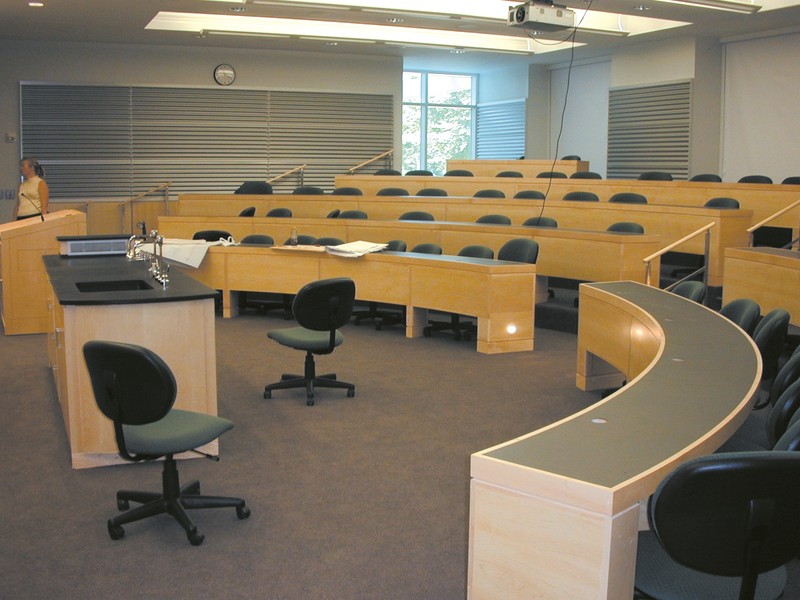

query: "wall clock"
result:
(213, 64), (236, 86)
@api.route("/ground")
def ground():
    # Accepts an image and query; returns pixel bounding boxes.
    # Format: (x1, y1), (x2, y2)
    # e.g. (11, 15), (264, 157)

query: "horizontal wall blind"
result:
(607, 81), (691, 180)
(20, 84), (393, 198)
(476, 100), (525, 159)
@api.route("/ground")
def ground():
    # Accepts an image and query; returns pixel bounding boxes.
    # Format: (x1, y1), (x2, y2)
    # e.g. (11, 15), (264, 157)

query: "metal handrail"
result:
(347, 150), (394, 174)
(119, 182), (171, 232)
(746, 197), (800, 247)
(643, 222), (716, 287)
(268, 164), (307, 185)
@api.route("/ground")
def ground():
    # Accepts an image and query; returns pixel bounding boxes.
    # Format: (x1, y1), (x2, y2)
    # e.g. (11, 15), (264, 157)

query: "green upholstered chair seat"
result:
(635, 531), (786, 600)
(268, 327), (343, 352)
(123, 409), (233, 456)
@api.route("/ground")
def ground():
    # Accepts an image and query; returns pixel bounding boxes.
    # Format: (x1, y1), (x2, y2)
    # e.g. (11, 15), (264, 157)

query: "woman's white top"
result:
(18, 176), (43, 217)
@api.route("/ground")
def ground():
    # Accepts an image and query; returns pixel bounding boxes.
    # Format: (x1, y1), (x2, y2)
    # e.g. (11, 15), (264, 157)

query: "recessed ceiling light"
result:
(450, 48), (467, 53)
(229, 6), (246, 12)
(386, 17), (404, 23)
(634, 4), (651, 10)
(28, 2), (44, 6)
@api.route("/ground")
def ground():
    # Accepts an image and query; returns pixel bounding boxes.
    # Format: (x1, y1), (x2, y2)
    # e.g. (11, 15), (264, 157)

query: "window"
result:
(402, 72), (476, 175)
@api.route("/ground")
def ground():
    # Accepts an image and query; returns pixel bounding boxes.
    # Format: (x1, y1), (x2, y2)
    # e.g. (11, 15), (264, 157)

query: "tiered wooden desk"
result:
(175, 245), (537, 354)
(468, 281), (761, 599)
(723, 247), (800, 326)
(445, 159), (590, 178)
(0, 210), (86, 335)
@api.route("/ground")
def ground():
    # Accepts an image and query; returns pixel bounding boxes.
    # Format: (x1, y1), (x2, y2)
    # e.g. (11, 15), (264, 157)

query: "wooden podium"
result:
(0, 210), (86, 335)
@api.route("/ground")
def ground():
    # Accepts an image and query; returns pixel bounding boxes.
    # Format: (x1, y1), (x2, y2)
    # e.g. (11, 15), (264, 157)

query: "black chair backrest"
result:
(561, 154), (581, 160)
(607, 222), (644, 234)
(474, 189), (506, 198)
(240, 234), (274, 245)
(522, 216), (558, 228)
(293, 185), (325, 195)
(753, 308), (791, 383)
(266, 207), (292, 217)
(563, 191), (599, 202)
(386, 239), (407, 252)
(458, 245), (494, 259)
(410, 243), (443, 255)
(444, 169), (473, 177)
(234, 181), (273, 194)
(238, 206), (256, 217)
(315, 237), (344, 246)
(193, 229), (232, 242)
(767, 378), (800, 448)
(476, 214), (512, 225)
(769, 348), (800, 408)
(705, 197), (740, 209)
(405, 169), (433, 176)
(326, 209), (341, 219)
(570, 171), (602, 179)
(638, 171), (673, 181)
(284, 234), (317, 245)
(648, 451), (800, 598)
(399, 211), (434, 221)
(719, 298), (761, 337)
(690, 173), (722, 182)
(498, 238), (539, 264)
(514, 190), (546, 200)
(670, 280), (706, 303)
(376, 187), (409, 196)
(496, 170), (523, 178)
(416, 188), (448, 197)
(83, 341), (176, 458)
(374, 168), (401, 176)
(338, 210), (368, 219)
(292, 278), (356, 334)
(781, 176), (800, 185)
(609, 192), (647, 204)
(331, 187), (363, 196)
(537, 171), (568, 179)
(738, 175), (773, 184)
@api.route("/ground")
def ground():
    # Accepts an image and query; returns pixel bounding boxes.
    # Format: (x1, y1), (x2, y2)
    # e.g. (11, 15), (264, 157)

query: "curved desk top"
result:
(468, 281), (762, 599)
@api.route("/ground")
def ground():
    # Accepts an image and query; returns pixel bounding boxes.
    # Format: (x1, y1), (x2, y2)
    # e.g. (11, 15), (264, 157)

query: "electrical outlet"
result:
(4, 189), (15, 199)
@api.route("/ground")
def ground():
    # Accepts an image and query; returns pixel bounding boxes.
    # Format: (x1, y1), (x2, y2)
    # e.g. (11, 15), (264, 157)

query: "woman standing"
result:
(15, 157), (49, 220)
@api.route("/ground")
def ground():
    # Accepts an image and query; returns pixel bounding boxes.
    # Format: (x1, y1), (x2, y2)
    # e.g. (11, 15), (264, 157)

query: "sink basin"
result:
(75, 279), (153, 293)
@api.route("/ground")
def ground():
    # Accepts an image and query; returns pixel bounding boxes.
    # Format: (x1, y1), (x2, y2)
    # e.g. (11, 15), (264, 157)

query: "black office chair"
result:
(376, 187), (409, 196)
(607, 222), (644, 234)
(522, 216), (558, 228)
(444, 169), (473, 177)
(415, 188), (448, 197)
(424, 245), (494, 341)
(719, 298), (761, 337)
(83, 341), (250, 546)
(563, 191), (599, 202)
(738, 175), (773, 184)
(385, 239), (407, 251)
(263, 277), (356, 406)
(374, 168), (401, 176)
(237, 235), (294, 318)
(752, 309), (791, 406)
(476, 214), (512, 225)
(634, 451), (800, 600)
(690, 173), (723, 182)
(669, 280), (706, 303)
(561, 154), (581, 160)
(234, 181), (273, 194)
(266, 207), (292, 217)
(326, 209), (341, 218)
(238, 206), (256, 217)
(781, 176), (800, 185)
(496, 170), (523, 178)
(331, 187), (363, 196)
(638, 171), (673, 181)
(192, 229), (233, 242)
(570, 171), (603, 179)
(338, 210), (368, 219)
(410, 242), (443, 255)
(514, 190), (546, 200)
(283, 234), (317, 245)
(498, 238), (539, 264)
(240, 234), (274, 245)
(292, 185), (326, 195)
(705, 196), (740, 209)
(609, 192), (648, 204)
(473, 189), (506, 198)
(405, 169), (433, 176)
(399, 211), (434, 221)
(315, 237), (345, 246)
(537, 171), (568, 179)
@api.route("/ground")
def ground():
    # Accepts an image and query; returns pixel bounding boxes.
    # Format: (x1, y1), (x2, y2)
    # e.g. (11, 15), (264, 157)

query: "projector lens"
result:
(514, 6), (526, 22)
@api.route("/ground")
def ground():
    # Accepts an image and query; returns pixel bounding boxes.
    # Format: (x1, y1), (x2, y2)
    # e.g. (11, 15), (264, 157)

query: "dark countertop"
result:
(44, 255), (217, 305)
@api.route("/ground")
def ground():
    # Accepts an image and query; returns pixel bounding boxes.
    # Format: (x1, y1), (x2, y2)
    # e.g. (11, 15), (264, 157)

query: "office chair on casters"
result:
(719, 298), (761, 337)
(376, 187), (409, 196)
(498, 238), (539, 264)
(264, 277), (356, 406)
(496, 170), (523, 178)
(690, 173), (723, 182)
(266, 207), (292, 218)
(82, 341), (249, 546)
(415, 188), (448, 197)
(609, 192), (648, 204)
(634, 452), (800, 600)
(738, 175), (773, 184)
(638, 171), (673, 181)
(292, 185), (326, 195)
(522, 216), (558, 228)
(607, 222), (644, 234)
(337, 210), (368, 219)
(569, 171), (602, 180)
(192, 229), (233, 242)
(669, 280), (707, 303)
(399, 211), (435, 221)
(476, 214), (512, 225)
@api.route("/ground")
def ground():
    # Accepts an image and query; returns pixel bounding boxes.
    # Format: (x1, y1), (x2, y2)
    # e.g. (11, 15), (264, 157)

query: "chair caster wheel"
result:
(263, 388), (271, 399)
(117, 498), (130, 511)
(187, 530), (205, 546)
(347, 389), (355, 397)
(306, 398), (315, 406)
(108, 520), (125, 540)
(236, 505), (251, 520)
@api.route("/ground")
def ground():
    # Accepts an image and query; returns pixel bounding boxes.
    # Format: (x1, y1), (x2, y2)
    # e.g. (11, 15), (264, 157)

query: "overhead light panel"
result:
(650, 0), (761, 12)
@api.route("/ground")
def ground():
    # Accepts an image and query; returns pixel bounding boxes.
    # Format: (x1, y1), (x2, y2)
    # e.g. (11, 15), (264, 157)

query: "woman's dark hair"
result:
(22, 157), (45, 177)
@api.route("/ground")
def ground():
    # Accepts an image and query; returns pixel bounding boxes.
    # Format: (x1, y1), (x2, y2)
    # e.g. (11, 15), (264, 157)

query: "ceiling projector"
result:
(508, 1), (575, 32)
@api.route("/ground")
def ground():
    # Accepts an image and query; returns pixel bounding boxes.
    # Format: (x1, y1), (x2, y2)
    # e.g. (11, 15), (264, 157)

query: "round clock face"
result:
(214, 64), (235, 86)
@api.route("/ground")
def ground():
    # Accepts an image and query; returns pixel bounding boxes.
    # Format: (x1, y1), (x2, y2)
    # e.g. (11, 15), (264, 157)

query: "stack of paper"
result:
(325, 240), (389, 258)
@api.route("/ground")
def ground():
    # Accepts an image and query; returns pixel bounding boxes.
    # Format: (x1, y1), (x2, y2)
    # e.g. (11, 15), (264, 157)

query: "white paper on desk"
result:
(139, 238), (218, 268)
(325, 240), (388, 258)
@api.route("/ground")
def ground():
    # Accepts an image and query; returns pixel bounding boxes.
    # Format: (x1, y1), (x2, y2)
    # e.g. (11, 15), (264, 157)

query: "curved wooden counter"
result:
(468, 281), (762, 599)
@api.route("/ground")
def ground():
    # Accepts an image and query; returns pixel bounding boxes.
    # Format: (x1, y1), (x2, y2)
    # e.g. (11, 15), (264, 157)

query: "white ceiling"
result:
(3, 0), (800, 72)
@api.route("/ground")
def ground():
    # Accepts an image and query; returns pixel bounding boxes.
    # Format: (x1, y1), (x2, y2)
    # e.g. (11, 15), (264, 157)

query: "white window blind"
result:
(607, 81), (691, 180)
(476, 100), (525, 159)
(20, 84), (393, 197)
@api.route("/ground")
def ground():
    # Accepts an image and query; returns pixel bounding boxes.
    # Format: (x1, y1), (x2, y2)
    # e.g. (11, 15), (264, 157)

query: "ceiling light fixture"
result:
(650, 0), (760, 13)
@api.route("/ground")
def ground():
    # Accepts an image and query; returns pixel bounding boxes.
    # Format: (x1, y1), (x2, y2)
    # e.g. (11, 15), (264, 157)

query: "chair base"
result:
(108, 455), (249, 546)
(263, 351), (354, 405)
(352, 301), (403, 330)
(239, 292), (292, 319)
(423, 313), (475, 341)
